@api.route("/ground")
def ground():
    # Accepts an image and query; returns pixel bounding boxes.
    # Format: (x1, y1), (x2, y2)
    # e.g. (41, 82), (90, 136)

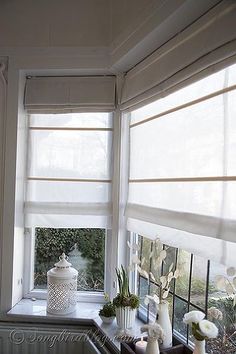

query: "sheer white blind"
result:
(24, 76), (116, 112)
(126, 62), (236, 266)
(121, 1), (236, 111)
(25, 112), (113, 228)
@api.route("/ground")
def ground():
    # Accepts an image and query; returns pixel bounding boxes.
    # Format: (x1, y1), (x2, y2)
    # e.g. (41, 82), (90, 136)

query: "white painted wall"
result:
(0, 0), (110, 48)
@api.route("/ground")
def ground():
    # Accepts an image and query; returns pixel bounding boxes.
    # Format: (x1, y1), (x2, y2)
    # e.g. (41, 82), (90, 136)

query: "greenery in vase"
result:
(113, 265), (139, 309)
(99, 302), (116, 317)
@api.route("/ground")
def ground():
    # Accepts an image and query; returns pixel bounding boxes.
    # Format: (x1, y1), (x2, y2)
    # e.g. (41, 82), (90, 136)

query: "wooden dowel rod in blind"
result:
(129, 176), (236, 183)
(130, 84), (236, 128)
(28, 177), (111, 183)
(29, 127), (113, 131)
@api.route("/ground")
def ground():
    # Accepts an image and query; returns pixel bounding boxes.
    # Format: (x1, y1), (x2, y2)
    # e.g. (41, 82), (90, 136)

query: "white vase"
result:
(146, 338), (160, 354)
(193, 339), (206, 354)
(116, 307), (135, 332)
(156, 301), (172, 349)
(99, 315), (115, 324)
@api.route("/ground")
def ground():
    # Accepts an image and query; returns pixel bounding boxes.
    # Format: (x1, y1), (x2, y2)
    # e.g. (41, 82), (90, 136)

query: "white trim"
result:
(24, 228), (109, 302)
(23, 228), (35, 296)
(24, 289), (105, 304)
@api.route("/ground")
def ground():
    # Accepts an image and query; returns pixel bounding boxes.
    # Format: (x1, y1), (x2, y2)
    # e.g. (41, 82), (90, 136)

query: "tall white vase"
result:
(193, 339), (206, 354)
(156, 301), (172, 349)
(146, 338), (160, 354)
(116, 307), (135, 332)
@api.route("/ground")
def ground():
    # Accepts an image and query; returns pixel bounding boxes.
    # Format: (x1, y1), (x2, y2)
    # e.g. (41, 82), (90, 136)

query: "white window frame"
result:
(23, 227), (110, 303)
(22, 109), (129, 303)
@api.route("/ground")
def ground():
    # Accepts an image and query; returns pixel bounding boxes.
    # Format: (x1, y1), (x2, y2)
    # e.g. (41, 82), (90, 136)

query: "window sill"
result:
(6, 299), (144, 352)
(24, 289), (105, 303)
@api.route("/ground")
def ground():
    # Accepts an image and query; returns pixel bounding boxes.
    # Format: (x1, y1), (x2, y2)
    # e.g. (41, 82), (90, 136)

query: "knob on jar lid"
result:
(54, 253), (72, 268)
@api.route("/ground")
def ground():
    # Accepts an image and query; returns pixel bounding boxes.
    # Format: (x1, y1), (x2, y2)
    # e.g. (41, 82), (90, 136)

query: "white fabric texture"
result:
(25, 112), (113, 228)
(121, 1), (236, 110)
(126, 63), (236, 265)
(24, 76), (116, 112)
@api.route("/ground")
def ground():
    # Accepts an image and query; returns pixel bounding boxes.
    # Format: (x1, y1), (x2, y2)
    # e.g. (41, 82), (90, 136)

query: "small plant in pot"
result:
(113, 266), (139, 333)
(99, 294), (116, 324)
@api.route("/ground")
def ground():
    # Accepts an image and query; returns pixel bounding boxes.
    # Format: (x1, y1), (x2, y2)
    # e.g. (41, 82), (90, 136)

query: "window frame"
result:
(23, 227), (110, 302)
(135, 234), (212, 346)
(22, 110), (123, 303)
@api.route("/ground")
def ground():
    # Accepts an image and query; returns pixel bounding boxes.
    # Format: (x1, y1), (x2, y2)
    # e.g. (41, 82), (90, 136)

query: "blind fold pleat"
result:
(126, 203), (236, 243)
(121, 1), (236, 110)
(24, 76), (116, 112)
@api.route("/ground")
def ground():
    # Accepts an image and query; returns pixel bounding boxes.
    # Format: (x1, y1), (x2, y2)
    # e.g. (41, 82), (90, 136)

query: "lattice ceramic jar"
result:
(47, 253), (78, 315)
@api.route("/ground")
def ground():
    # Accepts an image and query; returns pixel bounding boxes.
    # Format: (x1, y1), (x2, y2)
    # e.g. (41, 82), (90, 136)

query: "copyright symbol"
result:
(9, 329), (24, 345)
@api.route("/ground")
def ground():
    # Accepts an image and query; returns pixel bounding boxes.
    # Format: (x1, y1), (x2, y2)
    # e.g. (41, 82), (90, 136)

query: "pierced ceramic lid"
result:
(47, 252), (78, 278)
(54, 253), (71, 268)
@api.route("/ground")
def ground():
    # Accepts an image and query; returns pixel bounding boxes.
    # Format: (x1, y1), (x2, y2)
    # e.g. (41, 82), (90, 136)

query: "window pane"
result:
(190, 255), (207, 309)
(150, 240), (163, 283)
(29, 130), (112, 179)
(138, 276), (148, 309)
(207, 261), (236, 354)
(140, 237), (152, 273)
(34, 228), (105, 291)
(175, 250), (191, 300)
(173, 297), (188, 340)
(30, 112), (113, 128)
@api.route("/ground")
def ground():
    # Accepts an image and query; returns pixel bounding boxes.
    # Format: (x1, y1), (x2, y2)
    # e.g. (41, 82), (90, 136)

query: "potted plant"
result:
(99, 301), (116, 324)
(113, 265), (139, 332)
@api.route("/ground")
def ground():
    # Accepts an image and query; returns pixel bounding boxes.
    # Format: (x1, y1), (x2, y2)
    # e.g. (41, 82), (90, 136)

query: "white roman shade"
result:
(25, 112), (113, 228)
(121, 1), (236, 111)
(25, 76), (116, 112)
(126, 62), (236, 266)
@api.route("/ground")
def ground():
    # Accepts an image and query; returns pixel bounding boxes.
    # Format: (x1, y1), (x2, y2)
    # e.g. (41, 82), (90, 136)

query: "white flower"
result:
(199, 319), (218, 339)
(183, 310), (205, 325)
(141, 323), (164, 340)
(207, 307), (223, 321)
(144, 294), (159, 306)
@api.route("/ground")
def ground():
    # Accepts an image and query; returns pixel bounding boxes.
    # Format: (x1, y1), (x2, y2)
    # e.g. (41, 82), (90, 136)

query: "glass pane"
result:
(28, 130), (112, 179)
(207, 261), (236, 354)
(173, 297), (188, 340)
(190, 255), (208, 309)
(34, 228), (105, 291)
(175, 250), (191, 300)
(140, 236), (152, 273)
(130, 94), (225, 179)
(30, 112), (113, 128)
(149, 283), (159, 319)
(163, 245), (177, 292)
(150, 240), (163, 283)
(130, 62), (236, 124)
(138, 276), (149, 309)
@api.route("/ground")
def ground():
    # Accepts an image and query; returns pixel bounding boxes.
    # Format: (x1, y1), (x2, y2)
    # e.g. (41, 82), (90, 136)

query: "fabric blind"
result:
(126, 62), (236, 266)
(25, 112), (113, 228)
(121, 1), (236, 111)
(24, 76), (116, 112)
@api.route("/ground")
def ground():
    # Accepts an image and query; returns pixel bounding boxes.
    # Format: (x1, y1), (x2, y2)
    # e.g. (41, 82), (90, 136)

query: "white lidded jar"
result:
(47, 253), (78, 315)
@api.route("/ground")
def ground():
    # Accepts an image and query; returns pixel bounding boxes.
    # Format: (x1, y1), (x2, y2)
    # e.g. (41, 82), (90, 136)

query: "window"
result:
(24, 112), (113, 296)
(126, 62), (236, 353)
(136, 235), (236, 353)
(34, 228), (105, 292)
